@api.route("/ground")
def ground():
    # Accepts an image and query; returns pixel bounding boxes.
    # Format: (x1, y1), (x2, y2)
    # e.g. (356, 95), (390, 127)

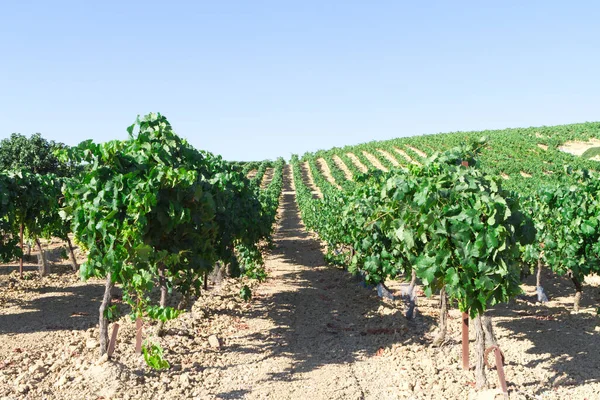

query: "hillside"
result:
(306, 122), (600, 195)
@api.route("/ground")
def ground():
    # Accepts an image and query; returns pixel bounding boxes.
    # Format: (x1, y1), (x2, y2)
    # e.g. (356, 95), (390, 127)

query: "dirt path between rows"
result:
(316, 158), (342, 189)
(377, 149), (401, 167)
(405, 146), (427, 159)
(205, 165), (427, 399)
(393, 147), (421, 166)
(331, 155), (354, 181)
(260, 167), (274, 189)
(362, 151), (388, 172)
(246, 169), (258, 180)
(0, 243), (103, 357)
(346, 153), (368, 173)
(301, 162), (322, 198)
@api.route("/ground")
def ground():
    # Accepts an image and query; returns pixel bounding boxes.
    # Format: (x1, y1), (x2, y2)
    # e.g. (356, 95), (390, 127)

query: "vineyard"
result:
(1, 117), (599, 399)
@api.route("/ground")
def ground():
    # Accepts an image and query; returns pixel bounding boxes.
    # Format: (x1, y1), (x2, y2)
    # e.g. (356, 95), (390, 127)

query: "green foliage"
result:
(581, 146), (600, 159)
(293, 143), (534, 317)
(250, 160), (273, 187)
(240, 285), (252, 301)
(104, 305), (120, 322)
(0, 133), (75, 176)
(232, 157), (284, 279)
(59, 246), (69, 260)
(146, 306), (181, 322)
(142, 342), (170, 370)
(521, 169), (600, 283)
(314, 121), (600, 197)
(297, 121), (600, 315)
(240, 161), (260, 176)
(59, 113), (280, 328)
(60, 113), (220, 318)
(0, 175), (21, 262)
(0, 171), (69, 262)
(21, 272), (35, 280)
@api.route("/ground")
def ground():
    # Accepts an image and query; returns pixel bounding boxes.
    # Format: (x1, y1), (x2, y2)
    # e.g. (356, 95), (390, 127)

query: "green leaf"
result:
(445, 267), (459, 287)
(395, 227), (415, 249)
(240, 285), (252, 301)
(135, 244), (153, 262)
(581, 222), (595, 235)
(484, 231), (499, 249)
(142, 342), (170, 370)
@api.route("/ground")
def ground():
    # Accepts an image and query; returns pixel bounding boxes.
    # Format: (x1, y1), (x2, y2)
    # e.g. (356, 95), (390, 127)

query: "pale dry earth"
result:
(558, 139), (600, 157)
(393, 148), (421, 166)
(346, 153), (368, 173)
(361, 151), (388, 172)
(301, 162), (322, 199)
(246, 170), (258, 180)
(260, 168), (274, 189)
(0, 167), (599, 400)
(405, 146), (428, 159)
(315, 158), (342, 189)
(331, 155), (354, 181)
(376, 149), (401, 167)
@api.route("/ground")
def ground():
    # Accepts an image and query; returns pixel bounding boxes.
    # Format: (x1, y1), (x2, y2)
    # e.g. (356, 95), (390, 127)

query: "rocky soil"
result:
(0, 168), (599, 400)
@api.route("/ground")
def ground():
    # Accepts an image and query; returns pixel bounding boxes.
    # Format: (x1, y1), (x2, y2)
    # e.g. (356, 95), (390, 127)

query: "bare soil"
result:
(393, 147), (421, 166)
(260, 168), (274, 189)
(301, 161), (322, 198)
(362, 151), (388, 172)
(405, 146), (427, 159)
(246, 170), (258, 180)
(316, 158), (342, 189)
(0, 168), (599, 400)
(346, 153), (368, 173)
(331, 155), (354, 181)
(376, 149), (400, 167)
(559, 139), (600, 157)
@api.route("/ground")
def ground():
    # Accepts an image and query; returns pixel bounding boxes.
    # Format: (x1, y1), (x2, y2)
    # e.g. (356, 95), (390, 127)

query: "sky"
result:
(1, 1), (599, 161)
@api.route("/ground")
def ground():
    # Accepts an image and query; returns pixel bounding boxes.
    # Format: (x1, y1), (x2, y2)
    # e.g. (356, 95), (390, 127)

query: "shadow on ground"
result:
(213, 166), (436, 383)
(491, 271), (600, 392)
(0, 282), (106, 334)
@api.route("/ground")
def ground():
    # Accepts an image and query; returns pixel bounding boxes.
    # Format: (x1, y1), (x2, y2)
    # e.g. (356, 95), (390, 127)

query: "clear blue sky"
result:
(1, 1), (599, 161)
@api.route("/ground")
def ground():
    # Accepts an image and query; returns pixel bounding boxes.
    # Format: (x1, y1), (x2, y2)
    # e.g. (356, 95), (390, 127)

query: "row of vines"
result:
(293, 130), (600, 388)
(0, 113), (284, 362)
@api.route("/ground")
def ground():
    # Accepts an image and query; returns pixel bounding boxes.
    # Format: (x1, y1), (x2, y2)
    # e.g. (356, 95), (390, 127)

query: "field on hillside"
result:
(290, 122), (600, 398)
(308, 121), (600, 195)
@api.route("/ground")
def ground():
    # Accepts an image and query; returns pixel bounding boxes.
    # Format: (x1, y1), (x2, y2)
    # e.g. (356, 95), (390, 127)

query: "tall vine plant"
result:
(521, 169), (600, 311)
(60, 113), (222, 355)
(293, 144), (535, 388)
